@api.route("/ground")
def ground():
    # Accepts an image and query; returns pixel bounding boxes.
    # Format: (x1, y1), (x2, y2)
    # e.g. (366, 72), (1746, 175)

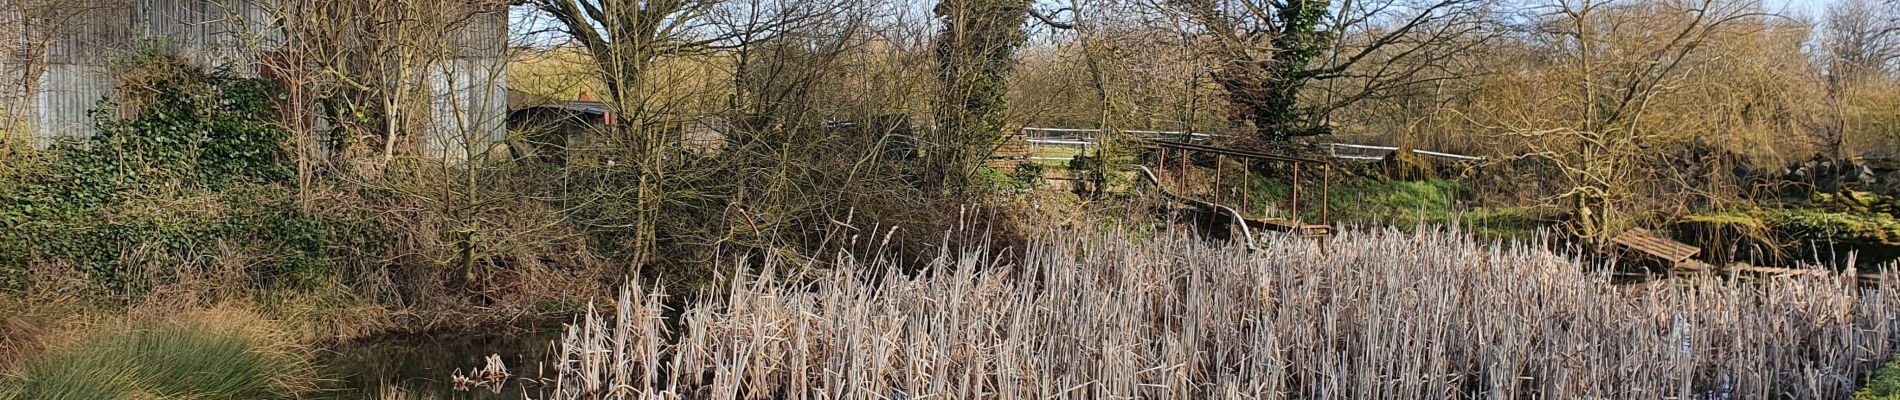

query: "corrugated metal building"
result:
(0, 4), (23, 143)
(0, 0), (508, 162)
(30, 0), (132, 144)
(423, 8), (508, 162)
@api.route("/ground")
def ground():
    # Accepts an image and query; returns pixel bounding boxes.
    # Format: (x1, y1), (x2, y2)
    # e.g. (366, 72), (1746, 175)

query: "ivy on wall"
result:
(0, 53), (382, 295)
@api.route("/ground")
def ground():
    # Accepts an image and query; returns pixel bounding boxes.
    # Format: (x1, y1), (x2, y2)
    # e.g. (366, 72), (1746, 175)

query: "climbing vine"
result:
(0, 53), (381, 294)
(1211, 0), (1338, 143)
(929, 0), (1029, 191)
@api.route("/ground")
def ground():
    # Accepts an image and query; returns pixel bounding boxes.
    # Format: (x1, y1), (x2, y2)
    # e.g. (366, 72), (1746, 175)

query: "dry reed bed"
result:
(544, 228), (1900, 399)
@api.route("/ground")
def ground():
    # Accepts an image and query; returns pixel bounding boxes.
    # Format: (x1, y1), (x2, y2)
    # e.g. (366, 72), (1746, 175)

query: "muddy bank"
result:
(1675, 213), (1900, 269)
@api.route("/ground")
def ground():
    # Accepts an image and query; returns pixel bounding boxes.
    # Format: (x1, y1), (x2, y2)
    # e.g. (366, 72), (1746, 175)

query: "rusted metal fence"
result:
(1317, 142), (1485, 162)
(1147, 139), (1331, 234)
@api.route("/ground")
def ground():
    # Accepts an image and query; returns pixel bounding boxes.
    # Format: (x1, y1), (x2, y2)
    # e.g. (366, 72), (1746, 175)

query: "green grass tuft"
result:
(1338, 178), (1463, 223)
(1243, 176), (1544, 240)
(0, 321), (312, 400)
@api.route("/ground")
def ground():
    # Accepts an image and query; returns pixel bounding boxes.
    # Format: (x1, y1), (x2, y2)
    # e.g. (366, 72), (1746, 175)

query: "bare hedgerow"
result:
(543, 227), (1900, 399)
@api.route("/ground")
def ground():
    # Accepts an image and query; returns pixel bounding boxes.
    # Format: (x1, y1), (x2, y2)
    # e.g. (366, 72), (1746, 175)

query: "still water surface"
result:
(314, 329), (560, 400)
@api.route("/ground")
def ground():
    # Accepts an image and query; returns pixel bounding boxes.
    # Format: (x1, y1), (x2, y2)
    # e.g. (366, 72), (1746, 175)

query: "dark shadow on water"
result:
(313, 329), (560, 400)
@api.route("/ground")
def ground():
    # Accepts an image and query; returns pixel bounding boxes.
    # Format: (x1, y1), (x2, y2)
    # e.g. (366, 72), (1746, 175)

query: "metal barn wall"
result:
(34, 64), (116, 143)
(28, 0), (277, 144)
(423, 9), (508, 163)
(423, 57), (509, 163)
(137, 0), (281, 73)
(19, 0), (508, 164)
(32, 0), (133, 144)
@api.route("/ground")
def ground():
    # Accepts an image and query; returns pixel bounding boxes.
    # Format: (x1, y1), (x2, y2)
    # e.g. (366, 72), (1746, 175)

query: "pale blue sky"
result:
(1768, 0), (1841, 18)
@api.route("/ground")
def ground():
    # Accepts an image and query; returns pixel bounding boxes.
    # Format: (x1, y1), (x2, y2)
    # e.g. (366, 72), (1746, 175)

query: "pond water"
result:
(313, 329), (562, 400)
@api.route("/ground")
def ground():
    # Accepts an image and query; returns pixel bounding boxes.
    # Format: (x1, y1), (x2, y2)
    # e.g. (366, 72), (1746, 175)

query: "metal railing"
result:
(1017, 127), (1222, 162)
(1147, 139), (1330, 227)
(1020, 127), (1221, 142)
(1317, 142), (1485, 162)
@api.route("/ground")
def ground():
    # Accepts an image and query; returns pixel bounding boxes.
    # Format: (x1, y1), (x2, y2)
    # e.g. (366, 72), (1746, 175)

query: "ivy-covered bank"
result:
(0, 52), (607, 360)
(0, 53), (383, 295)
(1678, 191), (1900, 267)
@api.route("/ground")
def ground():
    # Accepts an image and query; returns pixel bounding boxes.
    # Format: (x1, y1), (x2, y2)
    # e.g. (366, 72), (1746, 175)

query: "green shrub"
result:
(0, 320), (313, 400)
(1011, 162), (1045, 188)
(1858, 357), (1900, 399)
(0, 54), (384, 294)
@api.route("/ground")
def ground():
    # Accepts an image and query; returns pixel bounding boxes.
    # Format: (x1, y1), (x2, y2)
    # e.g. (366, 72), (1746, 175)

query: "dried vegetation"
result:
(543, 228), (1900, 399)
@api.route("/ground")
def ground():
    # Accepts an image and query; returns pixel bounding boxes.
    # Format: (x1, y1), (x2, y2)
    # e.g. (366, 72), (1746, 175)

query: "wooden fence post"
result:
(1215, 155), (1224, 206)
(1292, 163), (1302, 222)
(1242, 159), (1251, 215)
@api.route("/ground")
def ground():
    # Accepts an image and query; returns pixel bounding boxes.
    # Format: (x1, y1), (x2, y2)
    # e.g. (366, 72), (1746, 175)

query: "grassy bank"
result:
(1681, 192), (1900, 266)
(0, 309), (314, 400)
(1248, 176), (1546, 240)
(0, 54), (610, 355)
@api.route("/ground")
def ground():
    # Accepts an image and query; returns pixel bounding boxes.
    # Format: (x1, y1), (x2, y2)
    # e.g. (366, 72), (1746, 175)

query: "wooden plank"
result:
(1673, 261), (1894, 286)
(1725, 264), (1831, 278)
(1613, 228), (1699, 264)
(1615, 229), (1697, 259)
(1676, 260), (1716, 272)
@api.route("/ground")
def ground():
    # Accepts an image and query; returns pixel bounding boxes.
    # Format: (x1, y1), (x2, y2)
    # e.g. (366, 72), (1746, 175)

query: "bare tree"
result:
(1491, 0), (1767, 243)
(526, 0), (845, 268)
(528, 0), (837, 112)
(1823, 0), (1899, 82)
(1154, 0), (1498, 145)
(1817, 0), (1900, 158)
(0, 0), (31, 157)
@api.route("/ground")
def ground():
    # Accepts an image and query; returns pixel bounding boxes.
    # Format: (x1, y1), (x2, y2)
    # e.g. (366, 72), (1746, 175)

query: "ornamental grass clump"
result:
(0, 309), (314, 400)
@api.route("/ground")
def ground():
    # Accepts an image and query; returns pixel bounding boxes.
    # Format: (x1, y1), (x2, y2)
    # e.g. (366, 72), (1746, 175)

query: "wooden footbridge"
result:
(987, 127), (1334, 245)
